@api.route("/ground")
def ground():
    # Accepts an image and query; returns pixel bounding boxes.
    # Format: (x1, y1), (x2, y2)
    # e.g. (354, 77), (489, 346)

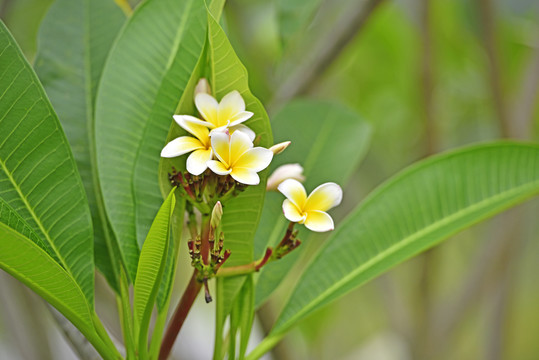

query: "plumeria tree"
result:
(0, 0), (538, 359)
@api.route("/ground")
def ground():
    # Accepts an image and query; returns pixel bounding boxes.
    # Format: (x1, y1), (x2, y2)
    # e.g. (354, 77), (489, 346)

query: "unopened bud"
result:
(269, 141), (291, 155)
(194, 78), (211, 95)
(266, 164), (305, 191)
(211, 201), (223, 229)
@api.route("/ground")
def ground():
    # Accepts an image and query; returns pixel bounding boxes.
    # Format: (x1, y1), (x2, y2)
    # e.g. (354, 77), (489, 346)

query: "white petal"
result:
(229, 130), (253, 163)
(304, 210), (334, 232)
(174, 114), (215, 129)
(207, 160), (231, 175)
(233, 147), (273, 172)
(219, 90), (245, 112)
(160, 137), (203, 158)
(210, 131), (231, 166)
(277, 179), (307, 209)
(218, 90), (246, 126)
(174, 115), (211, 146)
(266, 164), (305, 191)
(228, 111), (254, 127)
(282, 199), (306, 223)
(230, 124), (256, 141)
(186, 148), (212, 175)
(305, 182), (343, 212)
(230, 168), (260, 185)
(195, 93), (219, 126)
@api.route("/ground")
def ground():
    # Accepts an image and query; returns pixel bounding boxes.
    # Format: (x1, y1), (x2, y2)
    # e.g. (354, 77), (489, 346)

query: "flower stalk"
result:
(159, 270), (202, 360)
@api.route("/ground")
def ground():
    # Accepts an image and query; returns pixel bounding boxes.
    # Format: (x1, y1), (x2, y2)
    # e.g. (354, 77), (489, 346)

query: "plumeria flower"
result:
(278, 179), (342, 232)
(207, 131), (273, 185)
(266, 163), (305, 191)
(185, 90), (255, 140)
(160, 116), (212, 176)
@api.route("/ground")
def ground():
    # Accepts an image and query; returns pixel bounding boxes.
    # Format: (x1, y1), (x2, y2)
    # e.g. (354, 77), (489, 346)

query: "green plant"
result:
(1, 0), (538, 359)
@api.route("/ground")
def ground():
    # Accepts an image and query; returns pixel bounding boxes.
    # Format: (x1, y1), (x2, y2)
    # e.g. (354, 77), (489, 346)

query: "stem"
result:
(92, 314), (123, 360)
(245, 333), (285, 360)
(118, 269), (135, 359)
(159, 270), (202, 360)
(216, 248), (273, 277)
(478, 0), (510, 138)
(277, 222), (295, 248)
(201, 214), (211, 266)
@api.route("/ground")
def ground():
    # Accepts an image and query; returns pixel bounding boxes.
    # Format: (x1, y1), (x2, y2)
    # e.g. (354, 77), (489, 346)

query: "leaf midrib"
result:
(273, 180), (539, 334)
(0, 27), (89, 302)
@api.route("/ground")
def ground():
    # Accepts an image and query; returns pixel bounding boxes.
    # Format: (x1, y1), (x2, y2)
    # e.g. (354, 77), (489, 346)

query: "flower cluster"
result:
(159, 79), (344, 296)
(161, 80), (272, 185)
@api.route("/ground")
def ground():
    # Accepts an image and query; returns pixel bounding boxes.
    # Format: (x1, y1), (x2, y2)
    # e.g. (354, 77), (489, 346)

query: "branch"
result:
(159, 270), (202, 360)
(478, 0), (510, 137)
(269, 0), (386, 110)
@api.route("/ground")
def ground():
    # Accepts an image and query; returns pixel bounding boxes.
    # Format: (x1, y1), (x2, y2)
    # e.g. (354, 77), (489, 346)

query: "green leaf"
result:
(204, 10), (274, 349)
(0, 222), (114, 359)
(267, 142), (539, 341)
(34, 0), (126, 291)
(0, 21), (94, 305)
(133, 188), (175, 358)
(95, 0), (208, 280)
(254, 99), (371, 307)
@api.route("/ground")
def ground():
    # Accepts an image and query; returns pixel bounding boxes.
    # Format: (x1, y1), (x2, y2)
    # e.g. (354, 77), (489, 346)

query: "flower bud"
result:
(266, 163), (305, 191)
(194, 78), (211, 95)
(269, 141), (291, 155)
(211, 201), (223, 229)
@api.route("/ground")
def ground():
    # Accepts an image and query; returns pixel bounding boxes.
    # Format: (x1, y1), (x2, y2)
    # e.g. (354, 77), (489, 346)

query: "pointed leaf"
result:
(268, 142), (539, 340)
(206, 10), (274, 342)
(0, 21), (94, 305)
(95, 0), (208, 280)
(34, 0), (126, 291)
(133, 188), (175, 357)
(0, 222), (111, 358)
(254, 99), (371, 307)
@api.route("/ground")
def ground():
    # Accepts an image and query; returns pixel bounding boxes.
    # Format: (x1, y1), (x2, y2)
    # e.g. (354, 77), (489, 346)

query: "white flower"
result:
(186, 90), (255, 140)
(278, 179), (342, 232)
(207, 131), (273, 185)
(160, 116), (213, 175)
(266, 164), (305, 191)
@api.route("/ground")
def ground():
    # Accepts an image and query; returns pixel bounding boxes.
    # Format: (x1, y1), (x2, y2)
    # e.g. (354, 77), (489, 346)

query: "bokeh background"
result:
(1, 0), (538, 359)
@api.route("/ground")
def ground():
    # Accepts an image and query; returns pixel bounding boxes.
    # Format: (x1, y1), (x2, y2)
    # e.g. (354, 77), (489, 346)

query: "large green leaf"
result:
(0, 222), (114, 359)
(254, 99), (371, 307)
(205, 10), (274, 349)
(34, 0), (126, 291)
(0, 21), (94, 305)
(253, 142), (539, 353)
(95, 0), (208, 280)
(133, 189), (175, 358)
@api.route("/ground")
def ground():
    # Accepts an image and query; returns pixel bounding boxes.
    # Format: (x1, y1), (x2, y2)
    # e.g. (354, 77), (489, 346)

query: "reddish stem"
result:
(277, 222), (295, 248)
(159, 270), (202, 360)
(255, 247), (273, 271)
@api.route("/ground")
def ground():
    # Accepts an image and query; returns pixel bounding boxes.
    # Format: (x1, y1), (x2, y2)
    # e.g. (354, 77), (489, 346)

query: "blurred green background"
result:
(1, 0), (538, 359)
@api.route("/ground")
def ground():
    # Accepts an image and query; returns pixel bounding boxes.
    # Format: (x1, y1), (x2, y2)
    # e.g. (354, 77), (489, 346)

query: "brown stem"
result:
(278, 222), (295, 248)
(159, 270), (202, 360)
